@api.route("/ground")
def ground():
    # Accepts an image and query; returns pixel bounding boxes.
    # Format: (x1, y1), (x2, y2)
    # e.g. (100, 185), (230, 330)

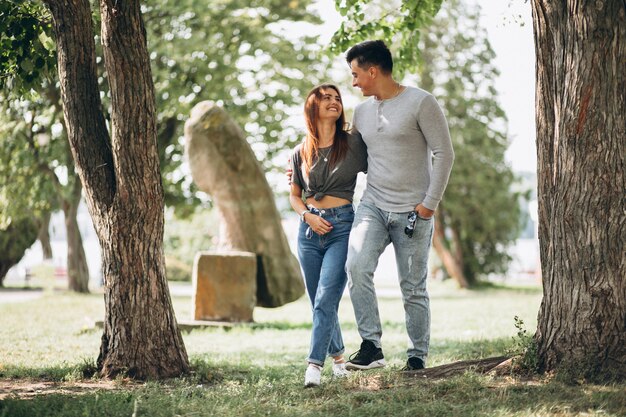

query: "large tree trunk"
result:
(37, 211), (53, 260)
(531, 1), (626, 378)
(432, 214), (469, 288)
(63, 182), (89, 293)
(185, 102), (305, 307)
(43, 0), (189, 379)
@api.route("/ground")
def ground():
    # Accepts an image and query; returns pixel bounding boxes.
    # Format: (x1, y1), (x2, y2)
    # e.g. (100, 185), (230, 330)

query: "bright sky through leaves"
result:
(313, 0), (536, 172)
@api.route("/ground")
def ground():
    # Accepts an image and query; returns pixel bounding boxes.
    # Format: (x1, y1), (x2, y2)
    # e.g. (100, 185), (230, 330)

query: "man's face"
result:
(350, 59), (374, 97)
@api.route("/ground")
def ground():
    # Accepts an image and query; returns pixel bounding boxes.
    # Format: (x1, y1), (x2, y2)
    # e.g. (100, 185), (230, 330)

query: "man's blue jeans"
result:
(297, 204), (354, 366)
(346, 201), (434, 362)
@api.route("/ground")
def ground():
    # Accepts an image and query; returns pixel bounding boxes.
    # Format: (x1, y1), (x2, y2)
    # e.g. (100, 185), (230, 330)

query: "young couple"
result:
(289, 40), (455, 387)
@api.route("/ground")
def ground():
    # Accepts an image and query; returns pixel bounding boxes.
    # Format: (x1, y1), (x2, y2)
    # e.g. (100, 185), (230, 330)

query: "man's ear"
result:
(368, 66), (376, 78)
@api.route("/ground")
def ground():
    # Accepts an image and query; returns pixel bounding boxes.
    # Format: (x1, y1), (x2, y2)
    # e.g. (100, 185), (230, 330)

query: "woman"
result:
(289, 84), (367, 387)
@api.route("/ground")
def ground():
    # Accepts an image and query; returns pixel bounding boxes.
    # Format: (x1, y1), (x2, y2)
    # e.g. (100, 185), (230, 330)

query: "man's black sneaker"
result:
(345, 340), (386, 370)
(401, 357), (425, 371)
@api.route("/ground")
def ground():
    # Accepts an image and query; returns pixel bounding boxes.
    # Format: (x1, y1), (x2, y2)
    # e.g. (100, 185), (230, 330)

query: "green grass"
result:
(1, 278), (624, 416)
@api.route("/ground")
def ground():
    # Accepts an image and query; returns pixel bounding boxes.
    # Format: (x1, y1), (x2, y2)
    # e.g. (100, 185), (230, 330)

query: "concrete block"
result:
(192, 251), (257, 322)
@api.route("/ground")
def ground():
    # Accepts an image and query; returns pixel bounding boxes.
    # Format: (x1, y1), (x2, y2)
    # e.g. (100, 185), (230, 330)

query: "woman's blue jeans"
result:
(297, 204), (354, 366)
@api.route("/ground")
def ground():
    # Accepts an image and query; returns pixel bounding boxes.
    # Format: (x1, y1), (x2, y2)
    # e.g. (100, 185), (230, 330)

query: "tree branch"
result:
(403, 356), (510, 379)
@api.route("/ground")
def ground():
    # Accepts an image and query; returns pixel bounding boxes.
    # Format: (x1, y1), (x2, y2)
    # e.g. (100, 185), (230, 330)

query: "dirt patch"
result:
(0, 379), (134, 400)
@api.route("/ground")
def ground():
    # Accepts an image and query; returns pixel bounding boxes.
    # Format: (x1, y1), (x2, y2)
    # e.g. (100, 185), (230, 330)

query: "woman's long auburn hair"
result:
(301, 84), (349, 175)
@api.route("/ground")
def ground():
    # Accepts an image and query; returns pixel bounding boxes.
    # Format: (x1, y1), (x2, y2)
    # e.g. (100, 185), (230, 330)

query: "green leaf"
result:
(19, 59), (33, 72)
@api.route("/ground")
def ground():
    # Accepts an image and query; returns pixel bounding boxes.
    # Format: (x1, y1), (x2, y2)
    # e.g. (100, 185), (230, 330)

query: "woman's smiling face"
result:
(317, 87), (343, 121)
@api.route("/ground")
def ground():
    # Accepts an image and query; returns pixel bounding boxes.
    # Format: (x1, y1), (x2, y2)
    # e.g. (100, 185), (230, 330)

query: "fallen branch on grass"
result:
(403, 356), (511, 379)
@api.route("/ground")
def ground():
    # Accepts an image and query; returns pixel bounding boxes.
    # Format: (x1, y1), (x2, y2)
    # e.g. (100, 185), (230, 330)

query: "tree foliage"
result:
(0, 0), (55, 91)
(331, 0), (443, 75)
(143, 0), (331, 214)
(1, 0), (331, 218)
(0, 90), (59, 228)
(0, 1), (58, 226)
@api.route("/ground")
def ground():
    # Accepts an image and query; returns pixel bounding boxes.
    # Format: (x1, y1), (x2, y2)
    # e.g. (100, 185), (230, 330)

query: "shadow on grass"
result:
(0, 337), (516, 383)
(248, 321), (311, 331)
(469, 281), (543, 294)
(0, 287), (44, 292)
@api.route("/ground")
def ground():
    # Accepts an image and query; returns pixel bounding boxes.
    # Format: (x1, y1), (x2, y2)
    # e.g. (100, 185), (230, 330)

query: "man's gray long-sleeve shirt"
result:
(353, 86), (455, 212)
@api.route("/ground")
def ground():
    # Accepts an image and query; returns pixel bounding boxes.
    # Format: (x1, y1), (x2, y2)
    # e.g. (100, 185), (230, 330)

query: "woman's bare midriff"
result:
(305, 195), (351, 209)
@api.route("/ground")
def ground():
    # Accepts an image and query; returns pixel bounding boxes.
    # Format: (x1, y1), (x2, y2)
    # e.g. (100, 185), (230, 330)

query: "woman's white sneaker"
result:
(304, 364), (322, 387)
(332, 361), (350, 378)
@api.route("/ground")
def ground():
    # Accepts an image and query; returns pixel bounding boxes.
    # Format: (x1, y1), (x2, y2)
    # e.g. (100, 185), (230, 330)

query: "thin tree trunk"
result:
(432, 213), (469, 288)
(63, 183), (89, 293)
(44, 0), (189, 379)
(531, 0), (626, 377)
(38, 211), (53, 260)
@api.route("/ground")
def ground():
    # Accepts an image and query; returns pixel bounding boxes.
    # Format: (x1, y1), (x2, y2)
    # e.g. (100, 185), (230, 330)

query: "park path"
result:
(0, 288), (43, 304)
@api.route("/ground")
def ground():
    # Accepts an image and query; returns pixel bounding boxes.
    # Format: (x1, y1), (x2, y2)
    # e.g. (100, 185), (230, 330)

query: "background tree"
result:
(336, 0), (626, 379)
(416, 0), (524, 287)
(0, 90), (55, 286)
(0, 89), (90, 292)
(1, 0), (89, 291)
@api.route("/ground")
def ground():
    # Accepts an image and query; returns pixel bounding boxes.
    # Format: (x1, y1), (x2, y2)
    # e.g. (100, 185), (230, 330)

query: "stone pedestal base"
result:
(192, 251), (257, 322)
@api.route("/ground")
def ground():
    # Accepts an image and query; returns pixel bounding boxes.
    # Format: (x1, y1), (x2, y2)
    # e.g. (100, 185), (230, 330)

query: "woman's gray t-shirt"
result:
(290, 132), (368, 202)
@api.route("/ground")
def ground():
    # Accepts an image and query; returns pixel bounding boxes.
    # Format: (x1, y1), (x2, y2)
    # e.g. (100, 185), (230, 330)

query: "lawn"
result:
(0, 275), (624, 416)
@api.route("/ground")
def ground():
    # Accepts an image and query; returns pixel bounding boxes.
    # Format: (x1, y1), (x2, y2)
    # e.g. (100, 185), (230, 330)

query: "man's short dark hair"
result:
(346, 40), (393, 74)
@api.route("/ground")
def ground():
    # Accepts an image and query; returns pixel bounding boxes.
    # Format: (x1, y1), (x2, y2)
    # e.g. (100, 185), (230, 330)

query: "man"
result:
(344, 40), (454, 371)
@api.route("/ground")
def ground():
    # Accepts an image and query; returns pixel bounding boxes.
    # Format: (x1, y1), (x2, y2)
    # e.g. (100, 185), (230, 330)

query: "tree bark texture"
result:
(43, 0), (189, 378)
(531, 0), (625, 377)
(37, 211), (53, 260)
(185, 102), (305, 307)
(63, 183), (89, 293)
(432, 213), (469, 288)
